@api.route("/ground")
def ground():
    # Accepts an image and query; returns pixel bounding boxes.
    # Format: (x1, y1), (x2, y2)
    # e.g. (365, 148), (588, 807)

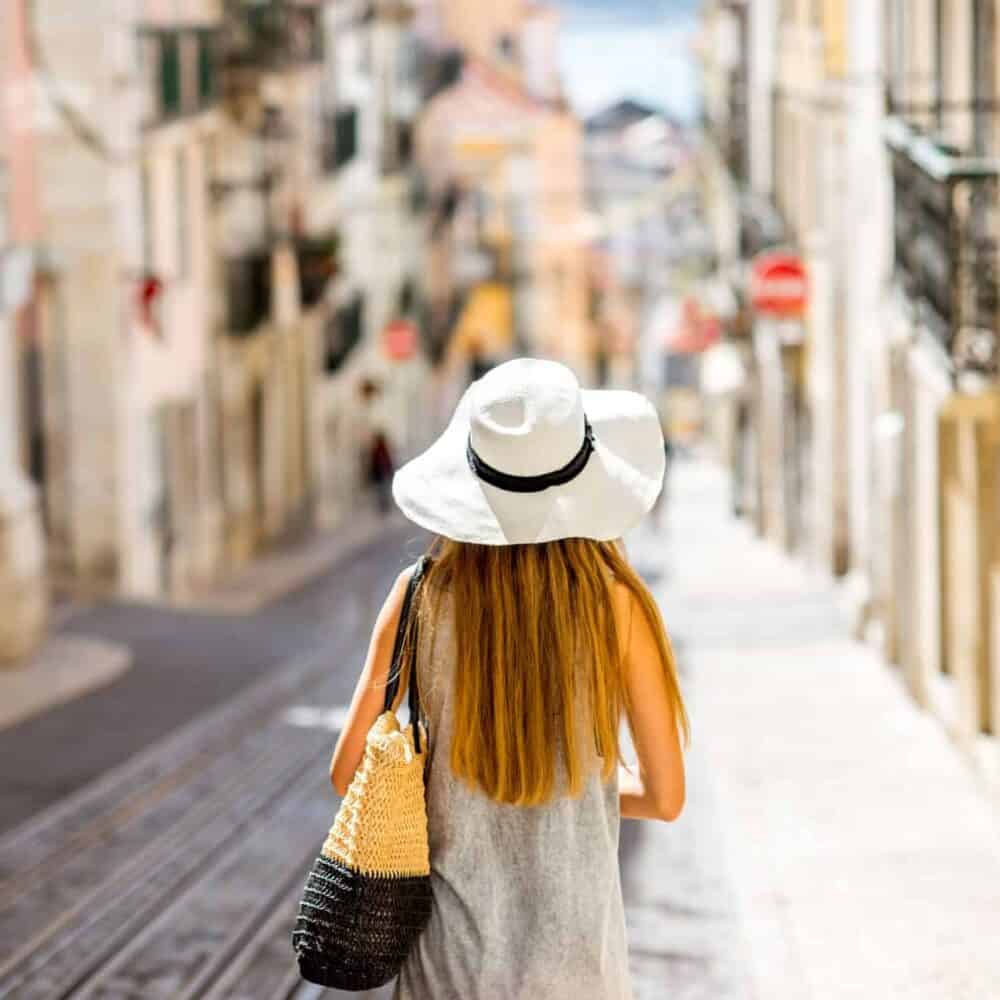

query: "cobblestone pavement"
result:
(0, 471), (759, 998)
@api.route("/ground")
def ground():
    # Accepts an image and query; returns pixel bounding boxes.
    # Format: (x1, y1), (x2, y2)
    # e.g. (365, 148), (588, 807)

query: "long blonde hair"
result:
(416, 536), (689, 807)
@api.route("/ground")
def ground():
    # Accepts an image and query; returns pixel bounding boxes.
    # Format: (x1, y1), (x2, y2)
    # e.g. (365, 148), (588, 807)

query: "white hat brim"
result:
(392, 386), (665, 545)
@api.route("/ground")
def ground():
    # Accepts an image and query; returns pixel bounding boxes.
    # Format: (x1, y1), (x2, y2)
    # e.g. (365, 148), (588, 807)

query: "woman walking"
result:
(330, 358), (689, 1000)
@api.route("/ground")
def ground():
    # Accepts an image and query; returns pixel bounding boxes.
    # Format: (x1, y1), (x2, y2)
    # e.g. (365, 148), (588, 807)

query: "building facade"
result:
(0, 0), (429, 661)
(704, 0), (1000, 781)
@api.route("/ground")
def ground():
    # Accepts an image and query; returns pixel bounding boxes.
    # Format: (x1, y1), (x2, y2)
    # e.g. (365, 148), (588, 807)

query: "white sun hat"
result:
(392, 358), (665, 545)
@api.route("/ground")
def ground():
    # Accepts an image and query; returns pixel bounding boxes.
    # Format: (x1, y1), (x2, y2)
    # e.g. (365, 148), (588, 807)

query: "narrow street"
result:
(2, 457), (999, 998)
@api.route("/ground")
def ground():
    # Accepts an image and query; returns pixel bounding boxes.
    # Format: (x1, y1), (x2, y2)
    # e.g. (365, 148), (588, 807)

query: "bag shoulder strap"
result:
(382, 555), (431, 752)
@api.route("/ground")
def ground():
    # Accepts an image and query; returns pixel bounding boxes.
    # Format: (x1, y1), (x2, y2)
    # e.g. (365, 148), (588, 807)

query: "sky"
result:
(555, 0), (702, 123)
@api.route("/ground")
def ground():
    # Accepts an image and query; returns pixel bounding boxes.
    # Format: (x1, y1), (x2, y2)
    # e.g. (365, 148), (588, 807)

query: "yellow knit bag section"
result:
(321, 711), (430, 878)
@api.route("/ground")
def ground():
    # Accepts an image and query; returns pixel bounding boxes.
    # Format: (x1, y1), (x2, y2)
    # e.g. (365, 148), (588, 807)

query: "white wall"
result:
(749, 0), (777, 197)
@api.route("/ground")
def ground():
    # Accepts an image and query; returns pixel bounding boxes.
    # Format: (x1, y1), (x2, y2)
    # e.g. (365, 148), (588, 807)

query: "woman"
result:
(330, 358), (689, 999)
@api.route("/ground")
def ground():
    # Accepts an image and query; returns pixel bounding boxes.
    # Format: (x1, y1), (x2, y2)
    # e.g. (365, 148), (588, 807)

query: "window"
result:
(141, 27), (218, 124)
(325, 294), (364, 372)
(334, 107), (359, 169)
(197, 31), (217, 106)
(160, 34), (182, 117)
(225, 253), (272, 335)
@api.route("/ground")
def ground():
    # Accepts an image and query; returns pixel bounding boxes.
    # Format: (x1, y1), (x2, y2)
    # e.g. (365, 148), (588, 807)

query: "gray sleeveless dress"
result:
(393, 585), (632, 1000)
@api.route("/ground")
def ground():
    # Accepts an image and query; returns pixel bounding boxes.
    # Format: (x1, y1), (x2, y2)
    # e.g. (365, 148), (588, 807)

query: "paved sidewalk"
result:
(0, 635), (131, 731)
(656, 457), (1000, 1000)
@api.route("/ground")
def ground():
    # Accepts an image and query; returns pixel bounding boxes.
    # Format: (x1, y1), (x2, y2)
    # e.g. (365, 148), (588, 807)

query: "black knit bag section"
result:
(293, 856), (433, 990)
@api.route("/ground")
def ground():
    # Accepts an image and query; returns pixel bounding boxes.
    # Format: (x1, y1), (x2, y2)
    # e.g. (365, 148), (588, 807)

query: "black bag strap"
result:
(382, 556), (431, 752)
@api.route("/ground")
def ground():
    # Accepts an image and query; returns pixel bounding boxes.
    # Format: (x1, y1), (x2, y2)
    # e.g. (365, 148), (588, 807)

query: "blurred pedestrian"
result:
(331, 358), (689, 1000)
(368, 429), (395, 514)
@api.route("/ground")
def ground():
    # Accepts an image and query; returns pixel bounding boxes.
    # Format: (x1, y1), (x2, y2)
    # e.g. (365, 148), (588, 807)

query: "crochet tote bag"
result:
(292, 557), (433, 990)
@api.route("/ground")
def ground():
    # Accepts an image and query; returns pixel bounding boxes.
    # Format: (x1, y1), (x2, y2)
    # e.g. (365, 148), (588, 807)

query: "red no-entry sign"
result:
(750, 253), (808, 317)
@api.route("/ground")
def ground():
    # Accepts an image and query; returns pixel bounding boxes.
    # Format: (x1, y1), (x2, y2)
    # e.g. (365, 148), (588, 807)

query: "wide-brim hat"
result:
(392, 358), (665, 545)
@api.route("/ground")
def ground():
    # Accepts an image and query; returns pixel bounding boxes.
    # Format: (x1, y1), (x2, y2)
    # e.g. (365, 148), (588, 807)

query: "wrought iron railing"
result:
(886, 106), (1000, 373)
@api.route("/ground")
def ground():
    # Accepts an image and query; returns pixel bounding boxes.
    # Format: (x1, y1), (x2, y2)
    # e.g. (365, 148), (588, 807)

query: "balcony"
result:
(886, 111), (1000, 373)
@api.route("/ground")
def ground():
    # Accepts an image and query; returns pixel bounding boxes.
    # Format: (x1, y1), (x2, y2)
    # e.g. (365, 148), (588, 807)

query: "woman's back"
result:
(394, 583), (631, 1000)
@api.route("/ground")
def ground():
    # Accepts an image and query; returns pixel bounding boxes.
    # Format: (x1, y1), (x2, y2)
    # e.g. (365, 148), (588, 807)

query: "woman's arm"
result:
(328, 565), (415, 796)
(615, 584), (686, 822)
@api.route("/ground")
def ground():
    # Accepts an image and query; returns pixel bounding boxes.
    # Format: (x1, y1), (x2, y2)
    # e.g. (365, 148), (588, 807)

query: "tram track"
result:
(0, 628), (356, 996)
(0, 632), (336, 898)
(0, 728), (329, 996)
(66, 758), (332, 1000)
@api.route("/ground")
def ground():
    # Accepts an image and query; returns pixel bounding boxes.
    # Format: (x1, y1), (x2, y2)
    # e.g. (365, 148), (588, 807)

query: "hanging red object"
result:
(750, 252), (808, 317)
(383, 319), (419, 361)
(137, 275), (165, 337)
